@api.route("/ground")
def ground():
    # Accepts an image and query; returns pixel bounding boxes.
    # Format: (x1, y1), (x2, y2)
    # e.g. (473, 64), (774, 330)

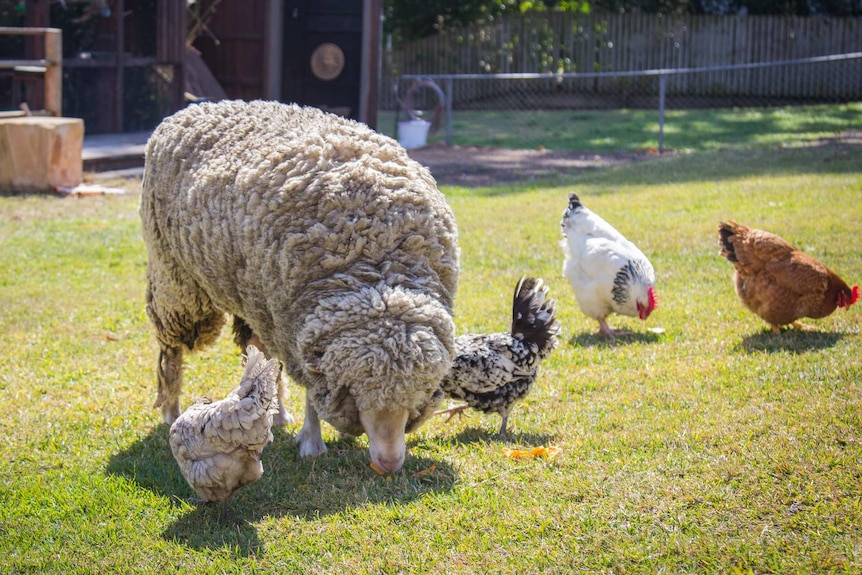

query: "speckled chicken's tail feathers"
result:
(511, 276), (560, 360)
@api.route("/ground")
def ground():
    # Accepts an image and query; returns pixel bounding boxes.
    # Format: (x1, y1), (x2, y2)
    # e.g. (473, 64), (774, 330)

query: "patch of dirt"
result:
(407, 143), (655, 187)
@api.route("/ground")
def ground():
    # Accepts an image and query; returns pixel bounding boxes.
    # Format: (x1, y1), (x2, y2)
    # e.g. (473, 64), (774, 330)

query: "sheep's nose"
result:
(373, 454), (404, 473)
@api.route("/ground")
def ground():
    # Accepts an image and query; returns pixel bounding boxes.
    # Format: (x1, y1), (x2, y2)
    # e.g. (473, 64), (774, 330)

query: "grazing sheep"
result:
(141, 100), (459, 473)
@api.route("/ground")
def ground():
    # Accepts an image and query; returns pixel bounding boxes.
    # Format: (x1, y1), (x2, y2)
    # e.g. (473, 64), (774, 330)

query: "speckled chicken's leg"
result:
(498, 412), (510, 437)
(434, 404), (471, 422)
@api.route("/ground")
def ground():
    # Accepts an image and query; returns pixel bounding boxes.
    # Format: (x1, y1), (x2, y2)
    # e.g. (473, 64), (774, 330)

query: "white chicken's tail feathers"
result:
(561, 192), (629, 244)
(511, 276), (560, 359)
(235, 345), (280, 414)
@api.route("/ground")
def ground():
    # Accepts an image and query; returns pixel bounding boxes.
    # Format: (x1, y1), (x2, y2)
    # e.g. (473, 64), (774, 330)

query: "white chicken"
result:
(560, 193), (657, 338)
(437, 276), (560, 436)
(169, 345), (280, 503)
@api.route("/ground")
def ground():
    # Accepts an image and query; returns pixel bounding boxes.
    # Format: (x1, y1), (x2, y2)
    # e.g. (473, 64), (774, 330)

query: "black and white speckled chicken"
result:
(169, 345), (280, 503)
(437, 276), (560, 436)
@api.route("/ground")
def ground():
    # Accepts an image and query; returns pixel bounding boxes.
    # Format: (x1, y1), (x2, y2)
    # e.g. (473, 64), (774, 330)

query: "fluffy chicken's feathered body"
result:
(718, 220), (859, 332)
(169, 345), (280, 503)
(560, 193), (657, 338)
(439, 276), (559, 436)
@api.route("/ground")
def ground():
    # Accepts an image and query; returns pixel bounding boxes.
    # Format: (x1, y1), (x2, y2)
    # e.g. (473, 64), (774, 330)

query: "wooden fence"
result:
(0, 27), (62, 117)
(382, 14), (862, 110)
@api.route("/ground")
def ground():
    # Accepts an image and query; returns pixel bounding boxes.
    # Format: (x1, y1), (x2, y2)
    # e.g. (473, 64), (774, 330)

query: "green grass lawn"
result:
(1, 140), (861, 573)
(378, 102), (862, 153)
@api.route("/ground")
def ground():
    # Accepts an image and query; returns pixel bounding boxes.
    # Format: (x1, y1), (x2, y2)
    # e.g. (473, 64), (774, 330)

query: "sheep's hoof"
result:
(274, 406), (295, 426)
(296, 430), (327, 458)
(161, 402), (181, 425)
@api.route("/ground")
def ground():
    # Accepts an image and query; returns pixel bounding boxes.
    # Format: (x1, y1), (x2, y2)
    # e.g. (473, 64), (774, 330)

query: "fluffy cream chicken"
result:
(437, 276), (560, 436)
(169, 345), (280, 503)
(718, 220), (859, 332)
(560, 193), (657, 338)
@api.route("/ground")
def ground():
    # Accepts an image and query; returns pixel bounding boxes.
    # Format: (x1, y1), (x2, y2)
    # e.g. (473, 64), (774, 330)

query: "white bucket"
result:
(397, 120), (431, 150)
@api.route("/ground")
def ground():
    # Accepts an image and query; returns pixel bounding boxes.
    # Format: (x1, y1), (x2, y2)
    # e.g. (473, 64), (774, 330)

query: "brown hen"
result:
(718, 221), (859, 333)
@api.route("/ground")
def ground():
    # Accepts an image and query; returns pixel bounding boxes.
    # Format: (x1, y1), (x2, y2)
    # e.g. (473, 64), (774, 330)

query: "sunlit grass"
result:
(0, 143), (860, 574)
(378, 102), (862, 152)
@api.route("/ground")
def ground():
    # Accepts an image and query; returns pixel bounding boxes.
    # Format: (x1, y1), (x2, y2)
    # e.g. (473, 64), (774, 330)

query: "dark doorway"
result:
(282, 0), (363, 119)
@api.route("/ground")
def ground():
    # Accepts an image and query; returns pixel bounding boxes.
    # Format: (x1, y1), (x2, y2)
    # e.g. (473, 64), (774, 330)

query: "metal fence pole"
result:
(445, 77), (453, 146)
(658, 74), (666, 155)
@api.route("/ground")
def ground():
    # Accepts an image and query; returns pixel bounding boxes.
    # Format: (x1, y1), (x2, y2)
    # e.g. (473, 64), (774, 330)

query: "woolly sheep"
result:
(141, 100), (459, 473)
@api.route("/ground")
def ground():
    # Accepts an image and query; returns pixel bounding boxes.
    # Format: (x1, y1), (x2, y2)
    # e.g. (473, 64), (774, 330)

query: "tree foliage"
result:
(384, 0), (861, 43)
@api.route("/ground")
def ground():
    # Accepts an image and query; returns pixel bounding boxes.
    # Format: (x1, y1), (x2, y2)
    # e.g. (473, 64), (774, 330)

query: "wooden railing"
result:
(0, 27), (62, 117)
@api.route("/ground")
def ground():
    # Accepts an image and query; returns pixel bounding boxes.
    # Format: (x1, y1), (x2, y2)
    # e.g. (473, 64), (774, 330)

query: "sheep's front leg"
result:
(274, 374), (295, 426)
(296, 391), (327, 458)
(155, 345), (183, 424)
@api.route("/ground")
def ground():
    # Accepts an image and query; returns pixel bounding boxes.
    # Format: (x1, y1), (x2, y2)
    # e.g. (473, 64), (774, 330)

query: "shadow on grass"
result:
(447, 426), (557, 448)
(568, 330), (661, 348)
(736, 329), (847, 354)
(106, 425), (456, 555)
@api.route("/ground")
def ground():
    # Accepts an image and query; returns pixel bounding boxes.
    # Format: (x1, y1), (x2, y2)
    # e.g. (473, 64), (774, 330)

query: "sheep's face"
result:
(299, 284), (455, 471)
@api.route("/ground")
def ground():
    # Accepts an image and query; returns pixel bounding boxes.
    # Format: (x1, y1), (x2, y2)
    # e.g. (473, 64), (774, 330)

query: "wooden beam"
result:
(115, 0), (125, 131)
(43, 28), (62, 116)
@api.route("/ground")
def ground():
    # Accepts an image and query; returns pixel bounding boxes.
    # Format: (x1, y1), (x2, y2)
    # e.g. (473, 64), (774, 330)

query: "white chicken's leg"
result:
(296, 391), (327, 458)
(598, 320), (618, 339)
(598, 319), (632, 339)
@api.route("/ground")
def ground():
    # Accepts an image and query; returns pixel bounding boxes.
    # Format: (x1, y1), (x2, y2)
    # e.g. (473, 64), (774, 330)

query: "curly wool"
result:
(141, 100), (459, 433)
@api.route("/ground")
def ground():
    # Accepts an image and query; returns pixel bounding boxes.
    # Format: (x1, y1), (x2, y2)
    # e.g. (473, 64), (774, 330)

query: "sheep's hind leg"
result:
(155, 344), (183, 424)
(296, 391), (327, 458)
(232, 316), (294, 425)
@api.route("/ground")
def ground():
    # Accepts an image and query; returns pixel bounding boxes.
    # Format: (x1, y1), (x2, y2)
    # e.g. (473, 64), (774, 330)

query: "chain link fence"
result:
(392, 52), (862, 152)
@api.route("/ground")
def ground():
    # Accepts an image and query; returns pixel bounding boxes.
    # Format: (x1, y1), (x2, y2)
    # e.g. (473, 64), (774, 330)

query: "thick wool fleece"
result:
(141, 100), (459, 434)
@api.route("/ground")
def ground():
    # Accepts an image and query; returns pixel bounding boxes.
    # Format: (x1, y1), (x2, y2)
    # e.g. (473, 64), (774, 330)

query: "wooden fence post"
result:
(43, 28), (62, 116)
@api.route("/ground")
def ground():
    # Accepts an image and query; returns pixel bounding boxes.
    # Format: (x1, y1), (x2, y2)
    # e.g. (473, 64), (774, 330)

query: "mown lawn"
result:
(0, 141), (860, 573)
(378, 102), (862, 153)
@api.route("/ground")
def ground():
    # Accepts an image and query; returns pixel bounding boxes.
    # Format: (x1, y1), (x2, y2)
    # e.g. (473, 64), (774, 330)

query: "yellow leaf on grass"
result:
(411, 464), (437, 478)
(503, 446), (561, 460)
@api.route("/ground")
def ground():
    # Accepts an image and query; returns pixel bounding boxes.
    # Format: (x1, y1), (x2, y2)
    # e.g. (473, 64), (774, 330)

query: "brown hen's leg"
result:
(790, 321), (817, 332)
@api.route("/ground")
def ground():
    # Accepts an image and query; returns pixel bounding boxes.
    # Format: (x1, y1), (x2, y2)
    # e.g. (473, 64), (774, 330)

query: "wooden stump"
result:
(0, 116), (84, 193)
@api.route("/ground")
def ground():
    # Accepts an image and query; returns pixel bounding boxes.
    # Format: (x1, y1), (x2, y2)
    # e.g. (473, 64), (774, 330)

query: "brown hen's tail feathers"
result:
(511, 276), (560, 358)
(718, 220), (745, 263)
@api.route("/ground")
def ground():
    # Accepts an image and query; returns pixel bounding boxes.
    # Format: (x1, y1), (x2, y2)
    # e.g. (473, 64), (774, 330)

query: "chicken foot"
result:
(434, 404), (471, 422)
(598, 320), (632, 339)
(771, 321), (818, 334)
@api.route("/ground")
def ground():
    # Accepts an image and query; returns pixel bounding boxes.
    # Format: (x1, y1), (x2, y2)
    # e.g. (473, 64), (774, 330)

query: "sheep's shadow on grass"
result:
(736, 329), (847, 354)
(107, 425), (456, 554)
(568, 330), (661, 348)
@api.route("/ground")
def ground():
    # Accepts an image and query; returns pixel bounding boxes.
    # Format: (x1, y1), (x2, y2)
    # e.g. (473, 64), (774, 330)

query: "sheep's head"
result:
(299, 283), (454, 472)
